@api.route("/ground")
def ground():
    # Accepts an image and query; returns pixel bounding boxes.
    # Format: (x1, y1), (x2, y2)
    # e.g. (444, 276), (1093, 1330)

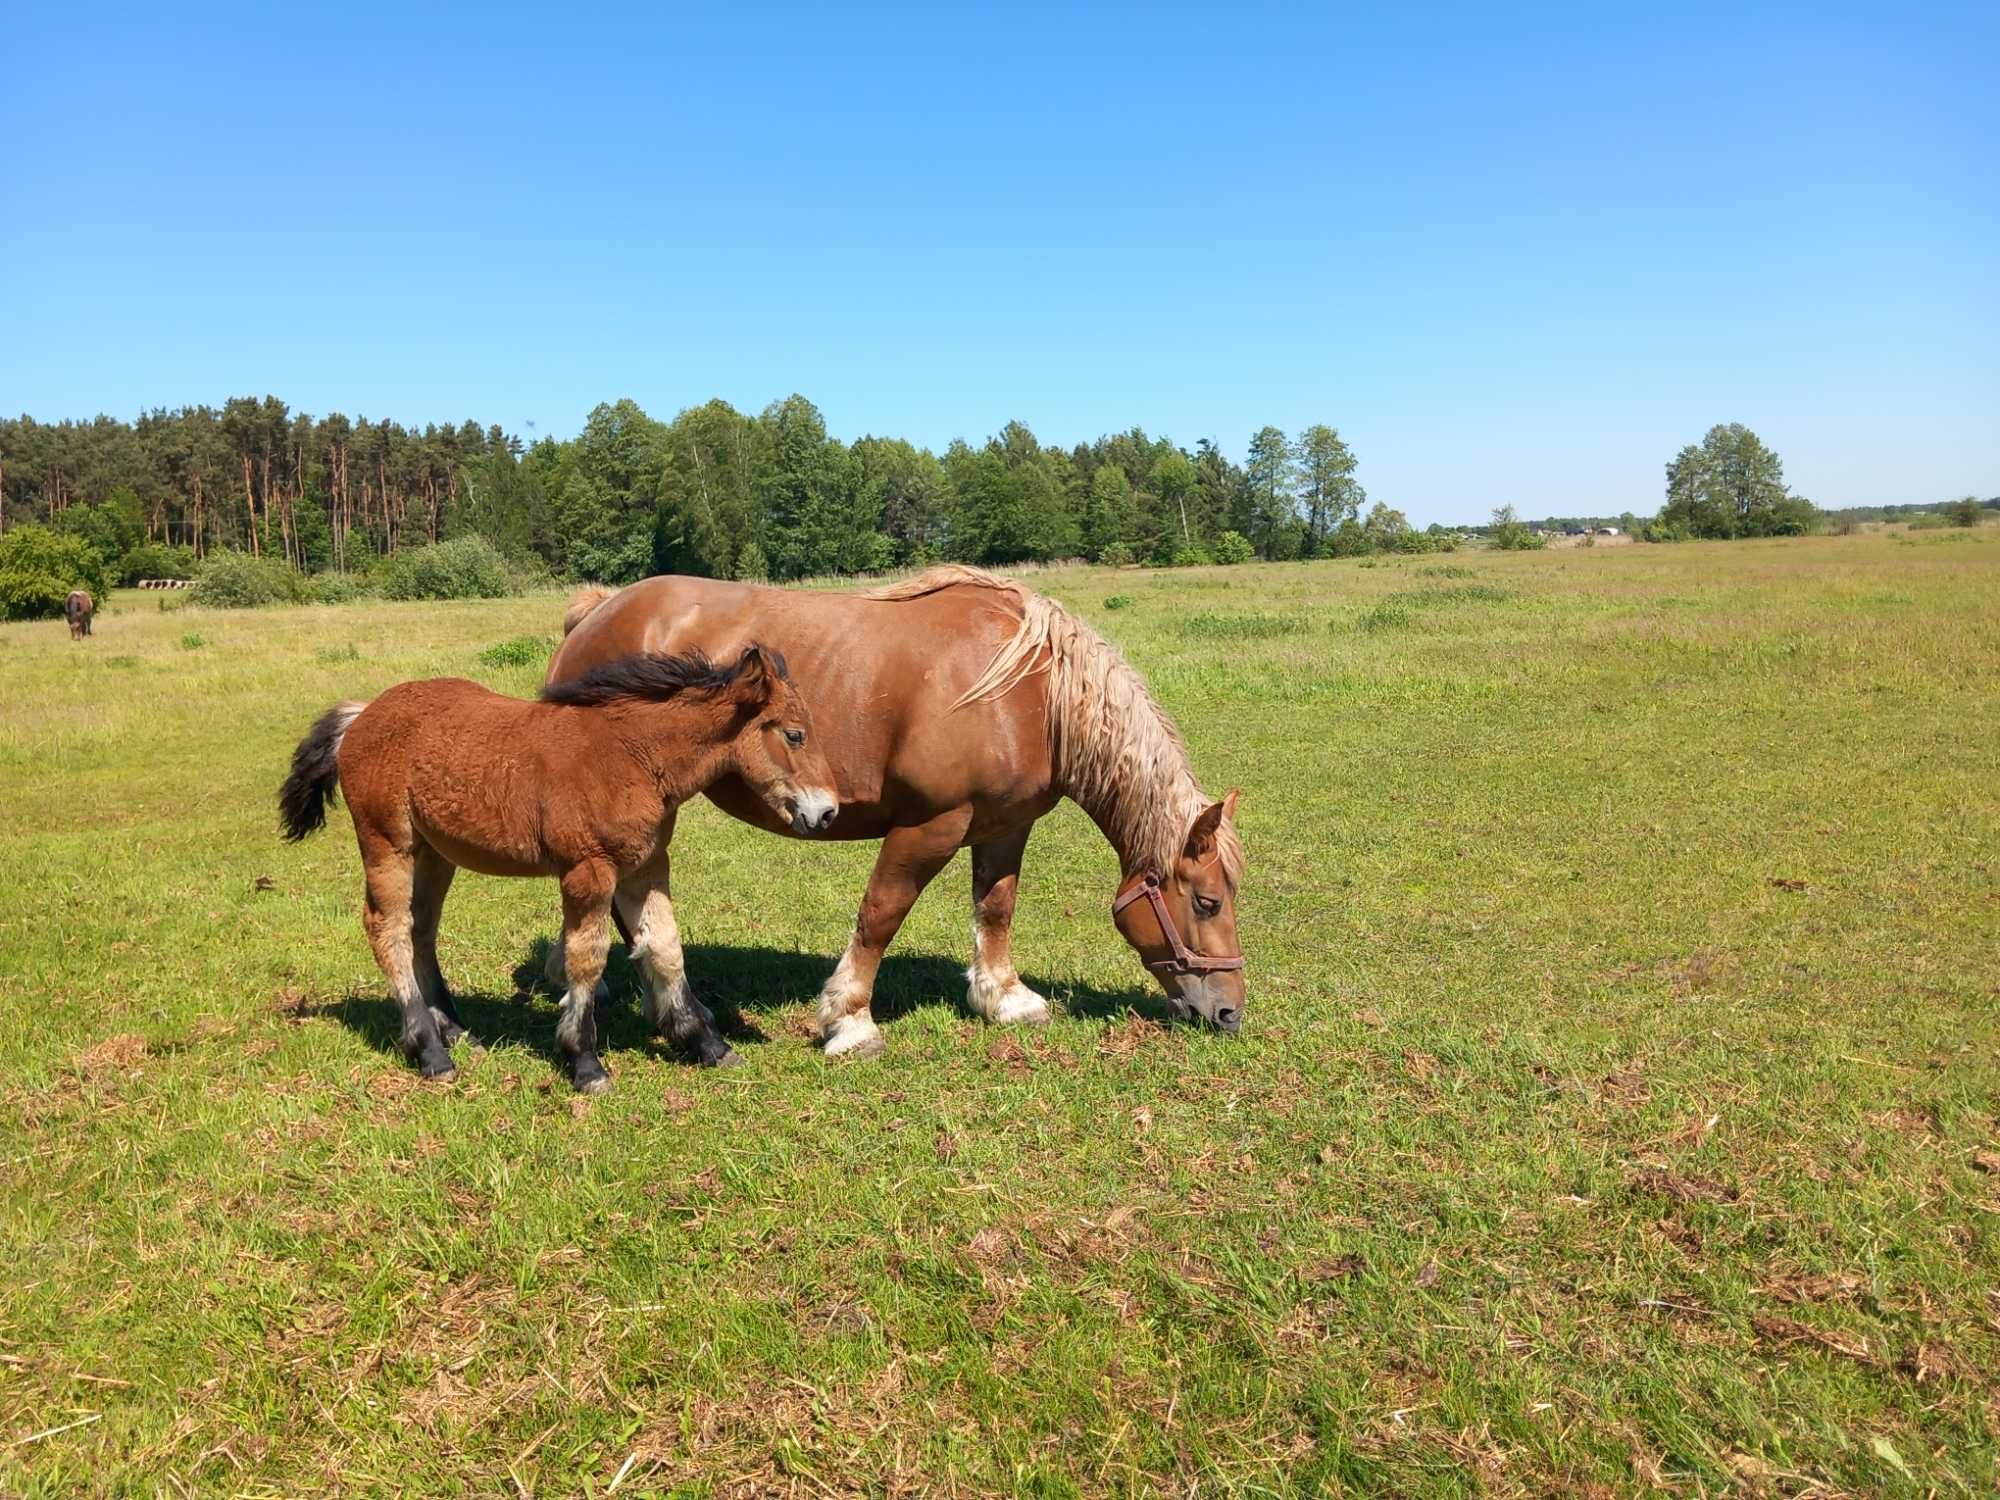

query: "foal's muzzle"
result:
(789, 789), (838, 834)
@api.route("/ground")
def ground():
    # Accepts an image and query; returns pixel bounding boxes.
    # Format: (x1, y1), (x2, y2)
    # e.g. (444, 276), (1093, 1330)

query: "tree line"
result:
(0, 395), (1437, 586)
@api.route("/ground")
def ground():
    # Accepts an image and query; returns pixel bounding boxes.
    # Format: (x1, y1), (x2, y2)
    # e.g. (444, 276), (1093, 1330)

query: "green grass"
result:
(3, 536), (1998, 1495)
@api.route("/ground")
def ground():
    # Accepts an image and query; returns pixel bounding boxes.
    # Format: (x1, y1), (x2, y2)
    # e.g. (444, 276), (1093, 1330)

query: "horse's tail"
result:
(279, 701), (366, 842)
(563, 584), (619, 636)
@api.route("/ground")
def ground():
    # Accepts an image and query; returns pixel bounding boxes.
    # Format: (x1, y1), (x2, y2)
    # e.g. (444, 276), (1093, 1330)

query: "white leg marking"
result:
(818, 946), (884, 1058)
(966, 920), (1051, 1025)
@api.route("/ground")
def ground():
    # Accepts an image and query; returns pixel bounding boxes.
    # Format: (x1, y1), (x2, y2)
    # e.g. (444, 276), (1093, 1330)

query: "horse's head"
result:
(1111, 790), (1245, 1032)
(723, 644), (839, 835)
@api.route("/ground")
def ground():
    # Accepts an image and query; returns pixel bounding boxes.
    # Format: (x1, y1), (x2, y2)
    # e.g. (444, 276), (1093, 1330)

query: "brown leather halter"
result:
(1112, 871), (1246, 979)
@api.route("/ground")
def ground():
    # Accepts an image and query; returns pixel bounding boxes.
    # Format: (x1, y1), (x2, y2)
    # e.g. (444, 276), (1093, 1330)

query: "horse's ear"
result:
(1184, 799), (1228, 859)
(1222, 787), (1241, 822)
(731, 645), (776, 707)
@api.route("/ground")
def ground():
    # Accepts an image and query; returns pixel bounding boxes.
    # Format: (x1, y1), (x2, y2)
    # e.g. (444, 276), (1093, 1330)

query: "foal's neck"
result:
(611, 698), (738, 807)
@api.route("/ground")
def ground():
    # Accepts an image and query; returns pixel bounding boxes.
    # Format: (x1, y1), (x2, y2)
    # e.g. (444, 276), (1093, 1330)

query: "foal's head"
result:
(720, 645), (839, 835)
(1111, 790), (1246, 1032)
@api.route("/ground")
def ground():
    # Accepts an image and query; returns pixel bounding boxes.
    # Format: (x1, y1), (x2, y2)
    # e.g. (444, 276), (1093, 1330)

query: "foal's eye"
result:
(1194, 894), (1221, 918)
(783, 729), (805, 748)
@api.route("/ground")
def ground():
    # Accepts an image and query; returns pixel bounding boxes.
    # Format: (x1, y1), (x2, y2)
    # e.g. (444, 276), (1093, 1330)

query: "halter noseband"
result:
(1112, 871), (1245, 978)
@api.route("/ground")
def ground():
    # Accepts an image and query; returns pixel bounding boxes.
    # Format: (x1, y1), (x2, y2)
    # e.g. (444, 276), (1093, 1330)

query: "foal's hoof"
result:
(575, 1073), (613, 1096)
(570, 1055), (612, 1094)
(710, 1047), (745, 1069)
(420, 1064), (457, 1085)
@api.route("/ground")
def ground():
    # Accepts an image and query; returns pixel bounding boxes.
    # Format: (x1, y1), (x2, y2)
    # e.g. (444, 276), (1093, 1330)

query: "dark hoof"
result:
(571, 1055), (611, 1094)
(419, 1063), (457, 1084)
(708, 1047), (745, 1069)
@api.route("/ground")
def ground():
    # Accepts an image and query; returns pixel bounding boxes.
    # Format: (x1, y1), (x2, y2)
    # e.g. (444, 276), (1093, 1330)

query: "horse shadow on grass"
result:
(314, 939), (1171, 1079)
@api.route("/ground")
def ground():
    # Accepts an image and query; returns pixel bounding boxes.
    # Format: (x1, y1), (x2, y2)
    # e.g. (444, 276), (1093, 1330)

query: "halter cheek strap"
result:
(1112, 872), (1246, 978)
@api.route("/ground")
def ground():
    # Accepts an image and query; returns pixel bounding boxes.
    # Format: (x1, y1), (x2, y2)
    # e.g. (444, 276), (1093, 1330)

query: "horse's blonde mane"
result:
(865, 566), (1244, 883)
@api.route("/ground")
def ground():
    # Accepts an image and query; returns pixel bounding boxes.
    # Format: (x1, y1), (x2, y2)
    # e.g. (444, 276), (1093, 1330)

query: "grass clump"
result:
(478, 635), (555, 669)
(179, 632), (205, 651)
(1178, 611), (1309, 640)
(1102, 594), (1135, 611)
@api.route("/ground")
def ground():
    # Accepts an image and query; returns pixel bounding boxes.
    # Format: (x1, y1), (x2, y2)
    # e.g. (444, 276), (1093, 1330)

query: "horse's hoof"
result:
(823, 1022), (886, 1061)
(420, 1065), (457, 1085)
(575, 1073), (613, 1096)
(710, 1047), (745, 1069)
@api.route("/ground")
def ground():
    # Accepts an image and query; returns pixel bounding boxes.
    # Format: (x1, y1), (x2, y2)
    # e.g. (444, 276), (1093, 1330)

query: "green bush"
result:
(311, 572), (376, 605)
(734, 542), (770, 582)
(180, 633), (205, 651)
(117, 540), (197, 586)
(1212, 531), (1256, 565)
(1168, 543), (1213, 568)
(1102, 594), (1135, 611)
(191, 552), (315, 608)
(1097, 542), (1135, 568)
(377, 536), (514, 601)
(0, 526), (113, 621)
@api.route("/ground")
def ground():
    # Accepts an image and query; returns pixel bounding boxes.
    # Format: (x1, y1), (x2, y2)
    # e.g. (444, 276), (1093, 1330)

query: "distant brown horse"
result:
(278, 646), (838, 1090)
(65, 590), (93, 640)
(549, 567), (1246, 1059)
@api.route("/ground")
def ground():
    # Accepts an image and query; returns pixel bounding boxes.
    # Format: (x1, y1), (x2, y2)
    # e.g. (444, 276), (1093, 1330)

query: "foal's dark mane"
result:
(540, 646), (787, 708)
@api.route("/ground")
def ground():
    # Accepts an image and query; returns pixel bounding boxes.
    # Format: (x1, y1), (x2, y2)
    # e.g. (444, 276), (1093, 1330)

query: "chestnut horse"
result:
(548, 566), (1246, 1059)
(277, 646), (837, 1090)
(65, 590), (93, 640)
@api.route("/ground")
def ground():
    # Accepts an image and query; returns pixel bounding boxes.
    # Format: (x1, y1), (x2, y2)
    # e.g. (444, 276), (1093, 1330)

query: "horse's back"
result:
(548, 574), (1054, 838)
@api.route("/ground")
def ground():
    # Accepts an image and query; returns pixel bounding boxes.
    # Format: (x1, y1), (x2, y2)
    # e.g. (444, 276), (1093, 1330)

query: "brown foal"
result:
(278, 646), (837, 1090)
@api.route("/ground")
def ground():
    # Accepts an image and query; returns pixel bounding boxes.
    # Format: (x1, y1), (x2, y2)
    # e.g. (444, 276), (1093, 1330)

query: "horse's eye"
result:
(784, 729), (805, 748)
(1194, 894), (1221, 918)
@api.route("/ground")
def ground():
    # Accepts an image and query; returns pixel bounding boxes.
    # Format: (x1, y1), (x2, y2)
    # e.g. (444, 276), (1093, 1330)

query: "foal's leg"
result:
(966, 827), (1052, 1026)
(556, 863), (617, 1093)
(617, 856), (737, 1068)
(541, 914), (614, 1002)
(410, 844), (471, 1049)
(819, 809), (972, 1059)
(361, 847), (456, 1079)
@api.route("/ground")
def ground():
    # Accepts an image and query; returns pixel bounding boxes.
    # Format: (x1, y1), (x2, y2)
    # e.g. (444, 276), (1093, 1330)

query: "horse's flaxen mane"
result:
(865, 566), (1244, 885)
(541, 647), (785, 709)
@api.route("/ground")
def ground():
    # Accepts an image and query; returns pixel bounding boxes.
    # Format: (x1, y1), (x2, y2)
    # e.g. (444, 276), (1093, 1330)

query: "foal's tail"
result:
(279, 701), (367, 842)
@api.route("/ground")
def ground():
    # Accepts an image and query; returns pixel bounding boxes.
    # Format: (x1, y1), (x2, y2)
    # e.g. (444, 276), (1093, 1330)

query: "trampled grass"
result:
(2, 534), (1997, 1495)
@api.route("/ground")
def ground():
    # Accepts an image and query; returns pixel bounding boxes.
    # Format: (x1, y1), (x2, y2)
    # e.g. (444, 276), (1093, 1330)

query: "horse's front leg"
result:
(967, 827), (1052, 1026)
(617, 852), (737, 1068)
(556, 863), (617, 1094)
(819, 809), (972, 1059)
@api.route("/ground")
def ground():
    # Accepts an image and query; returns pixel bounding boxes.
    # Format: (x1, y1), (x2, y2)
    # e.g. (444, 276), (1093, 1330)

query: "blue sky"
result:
(3, 2), (1994, 525)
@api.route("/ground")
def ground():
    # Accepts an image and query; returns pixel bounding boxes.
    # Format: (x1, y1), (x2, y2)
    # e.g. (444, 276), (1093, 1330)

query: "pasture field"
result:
(2, 533), (1997, 1497)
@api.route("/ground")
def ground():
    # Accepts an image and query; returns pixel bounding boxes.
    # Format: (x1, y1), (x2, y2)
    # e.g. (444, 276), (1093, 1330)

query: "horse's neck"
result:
(1044, 662), (1204, 879)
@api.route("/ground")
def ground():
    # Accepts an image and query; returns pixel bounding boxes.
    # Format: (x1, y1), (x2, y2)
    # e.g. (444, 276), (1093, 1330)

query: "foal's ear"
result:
(730, 644), (779, 707)
(1184, 799), (1229, 859)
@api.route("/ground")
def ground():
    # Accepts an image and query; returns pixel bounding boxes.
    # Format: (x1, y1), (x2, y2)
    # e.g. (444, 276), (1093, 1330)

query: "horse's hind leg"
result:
(967, 827), (1052, 1026)
(617, 857), (737, 1068)
(362, 846), (455, 1080)
(556, 864), (616, 1093)
(410, 844), (470, 1049)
